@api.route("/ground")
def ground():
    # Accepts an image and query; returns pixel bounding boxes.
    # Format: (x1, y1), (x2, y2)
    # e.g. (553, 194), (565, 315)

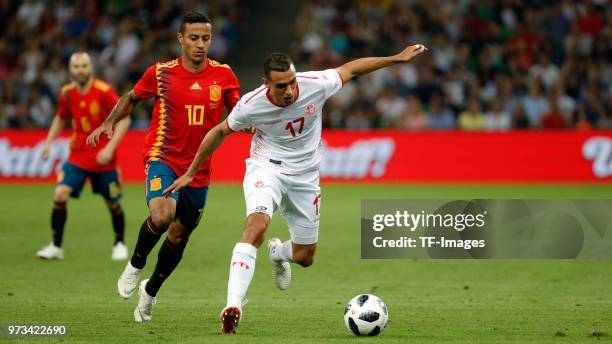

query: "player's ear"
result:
(262, 77), (268, 86)
(177, 32), (183, 44)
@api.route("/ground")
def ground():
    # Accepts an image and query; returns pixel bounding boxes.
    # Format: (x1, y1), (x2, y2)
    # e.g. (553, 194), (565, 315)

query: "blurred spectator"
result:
(443, 65), (468, 113)
(458, 98), (486, 130)
(375, 88), (407, 127)
(398, 96), (428, 130)
(22, 39), (44, 84)
(522, 82), (550, 127)
(583, 87), (607, 125)
(8, 101), (34, 129)
(29, 87), (53, 128)
(113, 19), (141, 67)
(484, 100), (511, 131)
(427, 95), (455, 130)
(553, 83), (576, 123)
(575, 2), (605, 56)
(413, 67), (441, 104)
(43, 57), (69, 100)
(17, 0), (45, 29)
(529, 53), (560, 91)
(541, 99), (568, 129)
(574, 104), (593, 130)
(512, 106), (531, 129)
(432, 34), (456, 72)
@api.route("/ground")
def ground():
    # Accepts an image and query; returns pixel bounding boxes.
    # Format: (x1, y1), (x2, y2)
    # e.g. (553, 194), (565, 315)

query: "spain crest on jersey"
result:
(209, 84), (221, 102)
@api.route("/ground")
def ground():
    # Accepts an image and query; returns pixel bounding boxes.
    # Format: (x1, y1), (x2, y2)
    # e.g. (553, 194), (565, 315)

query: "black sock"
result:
(51, 201), (67, 247)
(130, 217), (164, 269)
(145, 237), (188, 297)
(109, 204), (125, 244)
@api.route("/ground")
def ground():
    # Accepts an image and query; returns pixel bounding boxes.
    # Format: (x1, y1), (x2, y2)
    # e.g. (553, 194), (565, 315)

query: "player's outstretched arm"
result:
(336, 44), (427, 83)
(162, 121), (234, 196)
(40, 116), (67, 160)
(87, 91), (140, 147)
(96, 116), (131, 165)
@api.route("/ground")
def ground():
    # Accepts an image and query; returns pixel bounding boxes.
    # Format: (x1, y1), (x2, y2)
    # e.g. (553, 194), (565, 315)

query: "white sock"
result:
(271, 240), (293, 263)
(226, 242), (257, 307)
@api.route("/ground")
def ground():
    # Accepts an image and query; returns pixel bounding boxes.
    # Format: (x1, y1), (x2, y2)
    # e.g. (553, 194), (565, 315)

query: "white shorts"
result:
(243, 159), (321, 245)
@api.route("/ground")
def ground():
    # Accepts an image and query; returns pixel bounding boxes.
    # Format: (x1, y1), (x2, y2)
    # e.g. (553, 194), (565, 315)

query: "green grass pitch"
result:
(0, 183), (611, 343)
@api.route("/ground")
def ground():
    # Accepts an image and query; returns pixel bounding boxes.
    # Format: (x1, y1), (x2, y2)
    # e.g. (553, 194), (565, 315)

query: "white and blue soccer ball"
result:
(343, 294), (388, 336)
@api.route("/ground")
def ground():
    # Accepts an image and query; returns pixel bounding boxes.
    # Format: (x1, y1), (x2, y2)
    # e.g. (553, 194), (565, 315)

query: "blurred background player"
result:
(164, 44), (427, 333)
(87, 11), (240, 322)
(36, 52), (131, 261)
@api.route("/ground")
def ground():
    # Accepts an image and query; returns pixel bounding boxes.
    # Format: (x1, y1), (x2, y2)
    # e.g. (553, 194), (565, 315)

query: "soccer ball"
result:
(343, 294), (388, 336)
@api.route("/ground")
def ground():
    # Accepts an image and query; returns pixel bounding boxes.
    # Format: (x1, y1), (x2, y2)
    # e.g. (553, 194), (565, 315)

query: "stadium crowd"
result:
(291, 0), (611, 130)
(0, 0), (610, 131)
(0, 0), (243, 129)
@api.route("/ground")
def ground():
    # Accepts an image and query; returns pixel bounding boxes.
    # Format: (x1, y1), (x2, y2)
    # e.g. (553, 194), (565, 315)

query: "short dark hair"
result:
(179, 11), (211, 33)
(264, 52), (293, 80)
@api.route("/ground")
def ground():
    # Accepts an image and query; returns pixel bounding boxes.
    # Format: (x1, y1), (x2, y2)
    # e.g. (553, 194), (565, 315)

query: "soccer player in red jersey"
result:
(36, 52), (131, 261)
(87, 12), (241, 322)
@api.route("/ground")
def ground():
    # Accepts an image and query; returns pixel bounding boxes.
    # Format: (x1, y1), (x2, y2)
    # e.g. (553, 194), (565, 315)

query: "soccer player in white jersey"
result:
(163, 44), (427, 333)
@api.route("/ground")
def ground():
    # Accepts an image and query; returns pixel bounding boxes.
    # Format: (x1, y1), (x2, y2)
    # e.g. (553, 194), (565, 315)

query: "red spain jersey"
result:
(133, 57), (240, 187)
(56, 79), (120, 172)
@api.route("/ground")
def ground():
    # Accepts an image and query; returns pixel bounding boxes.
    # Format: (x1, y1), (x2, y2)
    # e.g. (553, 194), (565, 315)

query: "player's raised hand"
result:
(163, 174), (194, 197)
(394, 44), (428, 63)
(40, 142), (51, 160)
(87, 122), (114, 147)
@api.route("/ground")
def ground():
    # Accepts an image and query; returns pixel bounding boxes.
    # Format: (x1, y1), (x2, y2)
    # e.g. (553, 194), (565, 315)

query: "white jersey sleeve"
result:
(300, 68), (344, 99)
(226, 98), (252, 131)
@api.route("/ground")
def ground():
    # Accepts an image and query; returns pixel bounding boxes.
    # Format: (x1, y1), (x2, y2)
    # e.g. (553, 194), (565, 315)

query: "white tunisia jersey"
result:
(226, 68), (344, 174)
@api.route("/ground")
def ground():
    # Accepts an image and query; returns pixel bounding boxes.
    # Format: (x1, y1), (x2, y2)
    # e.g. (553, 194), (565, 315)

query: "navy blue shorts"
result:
(146, 161), (208, 231)
(58, 162), (122, 202)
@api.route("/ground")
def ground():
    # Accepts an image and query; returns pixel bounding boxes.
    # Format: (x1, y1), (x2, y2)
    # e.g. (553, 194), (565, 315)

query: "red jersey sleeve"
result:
(224, 71), (241, 113)
(133, 65), (158, 100)
(56, 88), (70, 119)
